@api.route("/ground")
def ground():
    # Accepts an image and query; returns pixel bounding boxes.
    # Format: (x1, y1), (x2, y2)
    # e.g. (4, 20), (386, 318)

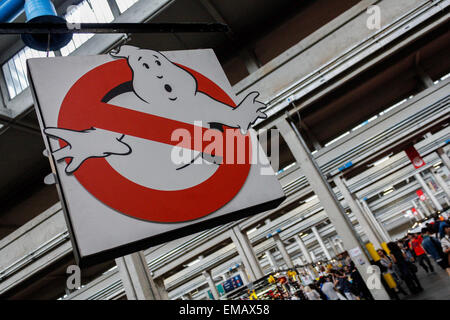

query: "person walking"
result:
(421, 227), (448, 271)
(398, 240), (415, 263)
(408, 233), (434, 273)
(377, 249), (408, 296)
(387, 242), (423, 294)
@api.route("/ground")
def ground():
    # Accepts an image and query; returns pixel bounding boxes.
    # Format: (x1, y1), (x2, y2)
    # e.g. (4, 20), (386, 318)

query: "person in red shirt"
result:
(408, 233), (434, 273)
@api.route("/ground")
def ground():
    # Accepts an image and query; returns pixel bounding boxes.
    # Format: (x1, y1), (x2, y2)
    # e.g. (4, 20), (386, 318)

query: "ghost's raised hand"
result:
(234, 92), (267, 134)
(44, 127), (131, 174)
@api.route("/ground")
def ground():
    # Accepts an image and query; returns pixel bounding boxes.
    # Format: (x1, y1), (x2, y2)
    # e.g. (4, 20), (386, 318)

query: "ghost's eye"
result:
(155, 60), (161, 66)
(143, 63), (149, 69)
(164, 84), (172, 92)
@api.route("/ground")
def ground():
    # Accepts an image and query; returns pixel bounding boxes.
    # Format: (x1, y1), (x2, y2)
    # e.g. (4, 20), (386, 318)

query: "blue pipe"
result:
(0, 0), (25, 22)
(24, 0), (58, 22)
(0, 0), (72, 51)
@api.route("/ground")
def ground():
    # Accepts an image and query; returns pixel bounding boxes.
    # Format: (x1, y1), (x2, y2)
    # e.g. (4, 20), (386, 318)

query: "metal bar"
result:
(0, 22), (229, 34)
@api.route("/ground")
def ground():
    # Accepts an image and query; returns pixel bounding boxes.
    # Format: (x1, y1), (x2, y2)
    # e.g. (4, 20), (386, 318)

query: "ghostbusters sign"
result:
(28, 46), (285, 266)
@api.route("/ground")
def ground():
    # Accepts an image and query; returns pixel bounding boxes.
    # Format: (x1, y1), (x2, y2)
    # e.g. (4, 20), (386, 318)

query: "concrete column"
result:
(115, 251), (160, 300)
(431, 170), (450, 198)
(311, 226), (332, 261)
(230, 226), (264, 281)
(277, 119), (390, 300)
(154, 277), (169, 300)
(273, 233), (294, 269)
(237, 264), (250, 285)
(359, 199), (391, 243)
(294, 234), (317, 276)
(334, 176), (383, 248)
(310, 251), (317, 262)
(328, 238), (338, 256)
(412, 200), (426, 220)
(335, 239), (345, 252)
(416, 197), (431, 217)
(437, 149), (450, 171)
(202, 270), (220, 300)
(298, 254), (308, 266)
(415, 173), (443, 211)
(293, 257), (304, 267)
(294, 235), (313, 264)
(265, 249), (279, 272)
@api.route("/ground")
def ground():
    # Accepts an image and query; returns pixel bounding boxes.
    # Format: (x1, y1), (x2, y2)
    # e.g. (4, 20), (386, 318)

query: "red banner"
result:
(405, 145), (426, 169)
(416, 189), (427, 201)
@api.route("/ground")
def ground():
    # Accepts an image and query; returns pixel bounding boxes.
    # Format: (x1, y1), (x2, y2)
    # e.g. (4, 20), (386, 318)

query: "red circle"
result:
(57, 59), (251, 222)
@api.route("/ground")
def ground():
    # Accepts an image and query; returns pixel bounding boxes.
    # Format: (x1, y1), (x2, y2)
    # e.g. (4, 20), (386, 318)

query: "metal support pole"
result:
(230, 226), (264, 281)
(437, 149), (450, 171)
(202, 270), (220, 300)
(334, 176), (383, 248)
(265, 249), (279, 272)
(0, 22), (229, 34)
(359, 199), (391, 243)
(277, 118), (390, 300)
(273, 233), (294, 269)
(415, 173), (443, 211)
(431, 170), (450, 198)
(311, 226), (332, 261)
(115, 251), (160, 300)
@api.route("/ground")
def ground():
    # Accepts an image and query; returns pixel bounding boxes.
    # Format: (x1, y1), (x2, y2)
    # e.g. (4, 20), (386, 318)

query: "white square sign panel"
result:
(28, 46), (285, 266)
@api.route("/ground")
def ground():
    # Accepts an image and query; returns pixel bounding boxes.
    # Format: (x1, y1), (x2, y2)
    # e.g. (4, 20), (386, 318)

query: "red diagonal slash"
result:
(85, 101), (225, 157)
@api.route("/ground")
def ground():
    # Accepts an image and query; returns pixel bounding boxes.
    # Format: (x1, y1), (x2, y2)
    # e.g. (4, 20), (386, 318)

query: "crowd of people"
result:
(292, 214), (450, 300)
(292, 252), (373, 300)
(376, 214), (450, 297)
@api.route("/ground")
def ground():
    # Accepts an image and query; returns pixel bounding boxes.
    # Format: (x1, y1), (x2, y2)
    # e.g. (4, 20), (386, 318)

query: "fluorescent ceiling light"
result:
(185, 258), (201, 267)
(305, 195), (318, 203)
(374, 156), (391, 166)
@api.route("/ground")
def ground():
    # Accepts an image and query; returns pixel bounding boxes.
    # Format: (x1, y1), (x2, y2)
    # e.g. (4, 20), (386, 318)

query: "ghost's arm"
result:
(44, 127), (131, 174)
(194, 91), (267, 133)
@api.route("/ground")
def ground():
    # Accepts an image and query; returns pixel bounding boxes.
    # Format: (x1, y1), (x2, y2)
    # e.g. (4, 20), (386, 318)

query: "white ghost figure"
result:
(45, 45), (267, 190)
